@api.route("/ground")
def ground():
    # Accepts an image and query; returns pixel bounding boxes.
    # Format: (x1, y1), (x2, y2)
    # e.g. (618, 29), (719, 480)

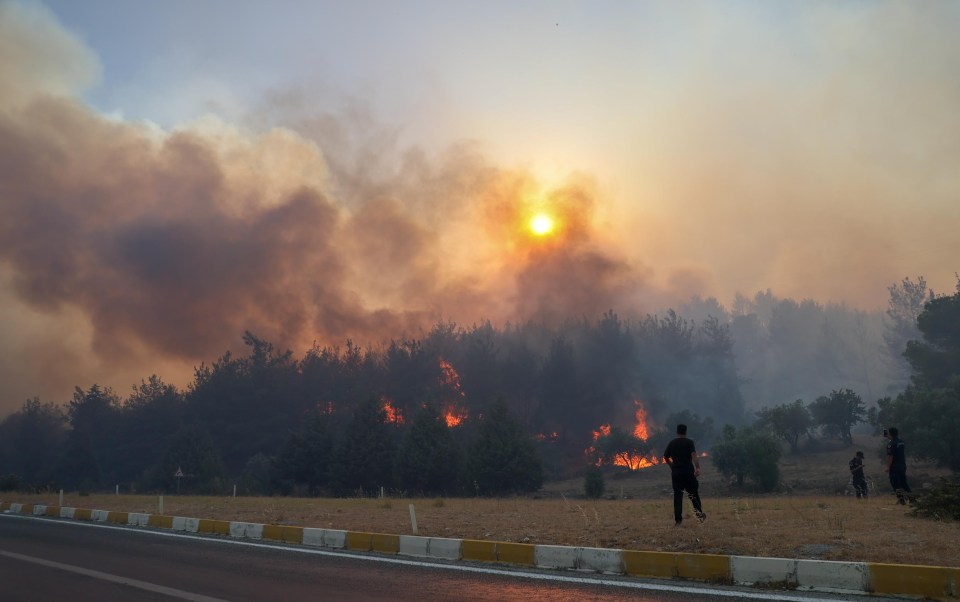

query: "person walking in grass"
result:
(849, 450), (867, 499)
(663, 423), (706, 526)
(885, 427), (911, 505)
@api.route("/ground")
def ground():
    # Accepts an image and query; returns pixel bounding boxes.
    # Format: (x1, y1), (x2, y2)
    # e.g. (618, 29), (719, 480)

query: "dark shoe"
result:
(695, 510), (707, 523)
(674, 520), (682, 527)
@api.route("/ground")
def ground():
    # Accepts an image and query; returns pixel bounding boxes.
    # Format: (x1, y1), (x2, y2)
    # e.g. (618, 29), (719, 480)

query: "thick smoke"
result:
(3, 4), (959, 415)
(0, 4), (658, 411)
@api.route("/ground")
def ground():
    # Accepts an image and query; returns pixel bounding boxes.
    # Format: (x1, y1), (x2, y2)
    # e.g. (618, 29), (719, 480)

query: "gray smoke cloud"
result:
(0, 3), (664, 413)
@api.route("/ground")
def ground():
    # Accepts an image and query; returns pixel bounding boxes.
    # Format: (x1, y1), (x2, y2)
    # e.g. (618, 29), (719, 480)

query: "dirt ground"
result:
(6, 436), (957, 568)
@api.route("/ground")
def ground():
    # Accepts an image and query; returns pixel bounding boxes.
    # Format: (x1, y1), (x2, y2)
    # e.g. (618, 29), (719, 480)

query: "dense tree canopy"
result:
(2, 276), (945, 494)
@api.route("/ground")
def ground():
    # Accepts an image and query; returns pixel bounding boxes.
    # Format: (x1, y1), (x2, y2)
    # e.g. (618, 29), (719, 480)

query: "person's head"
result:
(856, 451), (864, 458)
(888, 427), (899, 438)
(676, 424), (688, 435)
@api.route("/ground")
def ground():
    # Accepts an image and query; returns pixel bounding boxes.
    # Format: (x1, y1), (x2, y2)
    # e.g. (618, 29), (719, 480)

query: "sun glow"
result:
(529, 213), (555, 236)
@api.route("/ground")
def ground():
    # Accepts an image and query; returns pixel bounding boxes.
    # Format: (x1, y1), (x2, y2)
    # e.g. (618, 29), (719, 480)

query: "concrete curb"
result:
(2, 500), (957, 599)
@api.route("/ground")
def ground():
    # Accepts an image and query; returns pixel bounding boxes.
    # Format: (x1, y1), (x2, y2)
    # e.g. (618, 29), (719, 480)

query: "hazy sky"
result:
(1, 0), (958, 411)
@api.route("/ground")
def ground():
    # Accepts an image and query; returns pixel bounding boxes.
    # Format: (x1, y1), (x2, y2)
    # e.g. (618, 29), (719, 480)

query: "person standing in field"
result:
(885, 426), (911, 505)
(663, 423), (706, 526)
(849, 450), (867, 499)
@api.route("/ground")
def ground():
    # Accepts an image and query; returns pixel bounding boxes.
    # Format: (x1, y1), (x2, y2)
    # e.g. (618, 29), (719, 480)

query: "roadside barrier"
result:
(2, 499), (957, 599)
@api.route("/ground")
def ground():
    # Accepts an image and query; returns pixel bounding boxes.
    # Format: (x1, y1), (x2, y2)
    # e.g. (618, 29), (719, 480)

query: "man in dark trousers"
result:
(663, 423), (706, 526)
(885, 426), (911, 505)
(849, 450), (867, 499)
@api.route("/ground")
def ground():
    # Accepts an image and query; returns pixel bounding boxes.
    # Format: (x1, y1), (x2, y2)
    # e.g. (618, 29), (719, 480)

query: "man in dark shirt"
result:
(849, 450), (867, 499)
(885, 426), (911, 505)
(663, 423), (706, 526)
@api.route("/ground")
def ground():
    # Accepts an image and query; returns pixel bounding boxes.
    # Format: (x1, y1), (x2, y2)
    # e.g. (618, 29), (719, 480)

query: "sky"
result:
(1, 0), (958, 412)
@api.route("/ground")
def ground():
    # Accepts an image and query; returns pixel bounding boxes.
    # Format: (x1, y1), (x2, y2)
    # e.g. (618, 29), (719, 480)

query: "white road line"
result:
(1, 514), (855, 601)
(0, 549), (229, 602)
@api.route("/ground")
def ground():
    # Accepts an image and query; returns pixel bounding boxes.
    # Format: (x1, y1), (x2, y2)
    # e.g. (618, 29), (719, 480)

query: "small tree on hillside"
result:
(710, 425), (781, 491)
(756, 399), (813, 454)
(395, 403), (464, 496)
(809, 389), (866, 446)
(469, 399), (543, 496)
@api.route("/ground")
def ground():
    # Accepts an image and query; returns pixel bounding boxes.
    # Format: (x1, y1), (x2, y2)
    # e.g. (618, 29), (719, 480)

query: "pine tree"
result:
(331, 398), (396, 495)
(469, 399), (543, 496)
(395, 404), (463, 496)
(273, 412), (335, 495)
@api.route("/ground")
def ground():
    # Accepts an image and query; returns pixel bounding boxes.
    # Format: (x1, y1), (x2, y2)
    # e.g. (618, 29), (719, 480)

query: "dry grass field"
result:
(6, 435), (957, 568)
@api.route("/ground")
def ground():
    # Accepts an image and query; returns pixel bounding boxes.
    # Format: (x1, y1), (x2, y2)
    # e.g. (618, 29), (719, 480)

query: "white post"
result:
(380, 486), (384, 499)
(159, 495), (164, 515)
(59, 489), (63, 506)
(233, 484), (237, 498)
(115, 484), (119, 496)
(408, 503), (418, 535)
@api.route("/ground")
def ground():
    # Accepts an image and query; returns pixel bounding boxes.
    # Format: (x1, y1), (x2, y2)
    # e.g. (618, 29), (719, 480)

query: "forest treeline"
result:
(1, 276), (956, 496)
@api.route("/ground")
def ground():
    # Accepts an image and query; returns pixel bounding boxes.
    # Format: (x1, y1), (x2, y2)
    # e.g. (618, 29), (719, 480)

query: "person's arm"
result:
(691, 451), (701, 476)
(885, 450), (892, 472)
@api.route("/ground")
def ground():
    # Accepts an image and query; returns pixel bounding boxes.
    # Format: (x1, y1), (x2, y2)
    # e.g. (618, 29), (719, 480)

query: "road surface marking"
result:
(0, 548), (229, 602)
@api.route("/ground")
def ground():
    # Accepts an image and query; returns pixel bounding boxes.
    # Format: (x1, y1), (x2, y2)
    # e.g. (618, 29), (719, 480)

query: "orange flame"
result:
(380, 396), (404, 426)
(536, 432), (559, 443)
(438, 358), (466, 398)
(438, 358), (468, 427)
(632, 400), (650, 440)
(592, 424), (611, 441)
(444, 406), (467, 427)
(612, 453), (660, 470)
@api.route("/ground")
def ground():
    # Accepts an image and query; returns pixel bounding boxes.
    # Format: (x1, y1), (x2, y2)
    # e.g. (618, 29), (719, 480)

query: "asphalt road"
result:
(0, 514), (893, 602)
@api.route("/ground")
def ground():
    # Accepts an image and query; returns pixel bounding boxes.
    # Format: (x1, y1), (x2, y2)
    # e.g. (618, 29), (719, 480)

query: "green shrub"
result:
(584, 465), (605, 499)
(909, 477), (960, 521)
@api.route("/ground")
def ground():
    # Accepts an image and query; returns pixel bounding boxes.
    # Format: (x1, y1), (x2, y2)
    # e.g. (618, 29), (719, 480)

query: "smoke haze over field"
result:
(1, 2), (959, 412)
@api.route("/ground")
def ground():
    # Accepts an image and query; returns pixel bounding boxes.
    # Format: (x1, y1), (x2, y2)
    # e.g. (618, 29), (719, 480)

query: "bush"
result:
(584, 465), (605, 499)
(909, 477), (960, 521)
(711, 425), (782, 492)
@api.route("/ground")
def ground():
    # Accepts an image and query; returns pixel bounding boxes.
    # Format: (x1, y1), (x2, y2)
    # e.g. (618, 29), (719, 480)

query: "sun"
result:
(529, 213), (555, 237)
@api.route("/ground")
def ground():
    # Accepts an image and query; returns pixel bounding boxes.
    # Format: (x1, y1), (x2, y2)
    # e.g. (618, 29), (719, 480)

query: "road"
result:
(0, 514), (892, 602)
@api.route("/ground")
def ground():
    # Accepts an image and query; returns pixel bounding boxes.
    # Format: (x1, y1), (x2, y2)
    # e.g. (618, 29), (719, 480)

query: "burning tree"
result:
(588, 425), (656, 470)
(438, 358), (469, 427)
(584, 401), (661, 470)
